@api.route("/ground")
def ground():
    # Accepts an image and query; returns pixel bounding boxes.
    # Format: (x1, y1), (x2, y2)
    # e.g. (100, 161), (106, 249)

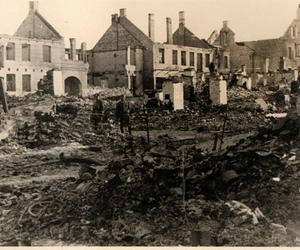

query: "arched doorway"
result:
(65, 76), (81, 96)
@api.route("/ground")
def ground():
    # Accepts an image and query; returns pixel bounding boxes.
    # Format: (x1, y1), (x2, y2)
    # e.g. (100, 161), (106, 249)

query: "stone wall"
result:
(209, 78), (227, 105)
(162, 81), (184, 110)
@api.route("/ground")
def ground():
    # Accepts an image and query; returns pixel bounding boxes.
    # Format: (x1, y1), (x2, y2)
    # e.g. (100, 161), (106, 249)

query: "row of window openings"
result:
(158, 49), (211, 68)
(2, 68), (44, 73)
(6, 74), (31, 92)
(6, 43), (51, 63)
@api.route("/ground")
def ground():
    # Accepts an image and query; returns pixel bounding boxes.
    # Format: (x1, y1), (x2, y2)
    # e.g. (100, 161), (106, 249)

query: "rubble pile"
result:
(229, 86), (291, 112)
(0, 141), (27, 155)
(55, 102), (81, 118)
(191, 121), (298, 200)
(2, 85), (300, 246)
(1, 116), (300, 246)
(84, 87), (132, 99)
(16, 110), (121, 148)
(131, 107), (268, 134)
(129, 86), (278, 134)
(16, 112), (63, 148)
(0, 142), (225, 245)
(7, 94), (55, 109)
(12, 95), (118, 148)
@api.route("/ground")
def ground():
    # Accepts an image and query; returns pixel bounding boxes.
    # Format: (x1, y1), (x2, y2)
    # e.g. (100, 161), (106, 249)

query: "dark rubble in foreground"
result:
(0, 85), (300, 246)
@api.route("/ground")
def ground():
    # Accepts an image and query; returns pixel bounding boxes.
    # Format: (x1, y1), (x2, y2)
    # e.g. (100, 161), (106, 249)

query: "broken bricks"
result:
(225, 200), (266, 225)
(3, 82), (300, 247)
(255, 98), (269, 112)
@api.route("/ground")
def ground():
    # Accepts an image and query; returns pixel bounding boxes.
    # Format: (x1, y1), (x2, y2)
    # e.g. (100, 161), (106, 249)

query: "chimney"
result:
(29, 1), (38, 13)
(111, 14), (118, 24)
(297, 4), (300, 20)
(166, 17), (173, 44)
(70, 38), (76, 61)
(223, 20), (228, 28)
(179, 11), (185, 26)
(148, 13), (155, 41)
(178, 11), (185, 45)
(120, 8), (127, 17)
(81, 42), (87, 62)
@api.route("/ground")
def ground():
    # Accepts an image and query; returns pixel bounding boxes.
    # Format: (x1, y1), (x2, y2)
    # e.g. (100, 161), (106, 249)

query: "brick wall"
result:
(90, 48), (144, 93)
(15, 12), (62, 40)
(92, 50), (127, 73)
(93, 23), (143, 52)
(91, 15), (154, 92)
(230, 39), (297, 73)
(93, 25), (119, 52)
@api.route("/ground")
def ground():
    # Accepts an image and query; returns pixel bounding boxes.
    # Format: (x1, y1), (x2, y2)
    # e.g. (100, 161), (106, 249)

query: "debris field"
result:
(0, 85), (300, 246)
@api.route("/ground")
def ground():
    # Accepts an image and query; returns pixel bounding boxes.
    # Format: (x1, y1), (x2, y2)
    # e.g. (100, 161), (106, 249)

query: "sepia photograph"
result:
(0, 0), (300, 246)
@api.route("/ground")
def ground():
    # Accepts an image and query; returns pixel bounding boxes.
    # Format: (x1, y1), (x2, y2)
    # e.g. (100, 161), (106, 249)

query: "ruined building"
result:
(88, 9), (214, 95)
(0, 1), (88, 96)
(210, 5), (300, 74)
(154, 11), (214, 89)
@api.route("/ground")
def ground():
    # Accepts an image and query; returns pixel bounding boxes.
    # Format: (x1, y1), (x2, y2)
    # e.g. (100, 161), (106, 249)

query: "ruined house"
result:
(210, 5), (300, 74)
(88, 9), (214, 95)
(0, 1), (89, 96)
(154, 11), (214, 89)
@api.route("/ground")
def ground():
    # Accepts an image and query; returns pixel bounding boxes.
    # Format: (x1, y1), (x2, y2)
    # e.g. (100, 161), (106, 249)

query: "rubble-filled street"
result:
(1, 81), (300, 246)
(2, 0), (300, 247)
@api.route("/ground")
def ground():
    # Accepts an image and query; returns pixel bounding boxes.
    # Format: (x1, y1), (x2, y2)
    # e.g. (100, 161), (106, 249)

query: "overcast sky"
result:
(0, 0), (299, 49)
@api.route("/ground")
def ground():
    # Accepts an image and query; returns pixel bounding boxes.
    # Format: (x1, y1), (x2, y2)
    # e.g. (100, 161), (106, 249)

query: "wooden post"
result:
(212, 133), (219, 151)
(145, 109), (150, 144)
(190, 229), (211, 246)
(200, 230), (212, 246)
(219, 114), (228, 151)
(0, 77), (8, 113)
(190, 230), (201, 246)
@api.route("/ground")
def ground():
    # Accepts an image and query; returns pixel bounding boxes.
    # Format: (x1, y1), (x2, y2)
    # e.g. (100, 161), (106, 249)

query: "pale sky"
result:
(0, 0), (299, 49)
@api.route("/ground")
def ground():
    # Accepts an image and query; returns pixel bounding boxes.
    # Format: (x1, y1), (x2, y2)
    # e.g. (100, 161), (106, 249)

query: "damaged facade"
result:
(88, 9), (214, 95)
(0, 1), (89, 96)
(210, 5), (300, 74)
(153, 11), (214, 89)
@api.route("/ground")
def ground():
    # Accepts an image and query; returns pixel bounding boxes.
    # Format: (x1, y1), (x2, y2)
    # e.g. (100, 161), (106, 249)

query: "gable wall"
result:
(15, 13), (61, 40)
